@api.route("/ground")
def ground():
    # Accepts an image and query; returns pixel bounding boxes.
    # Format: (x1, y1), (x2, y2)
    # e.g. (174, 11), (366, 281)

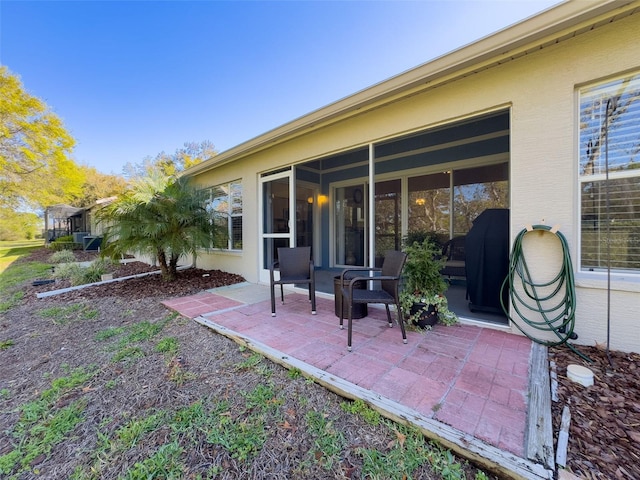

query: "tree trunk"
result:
(168, 254), (180, 281)
(157, 248), (171, 281)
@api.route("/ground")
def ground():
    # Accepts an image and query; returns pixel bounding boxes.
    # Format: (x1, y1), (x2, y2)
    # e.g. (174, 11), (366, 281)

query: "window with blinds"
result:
(204, 180), (243, 250)
(579, 73), (640, 272)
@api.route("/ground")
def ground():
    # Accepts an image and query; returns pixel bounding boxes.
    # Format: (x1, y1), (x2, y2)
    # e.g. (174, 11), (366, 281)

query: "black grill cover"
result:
(465, 208), (509, 313)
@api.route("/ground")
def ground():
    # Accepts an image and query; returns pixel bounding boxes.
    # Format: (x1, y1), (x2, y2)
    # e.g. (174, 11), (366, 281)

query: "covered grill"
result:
(465, 208), (509, 314)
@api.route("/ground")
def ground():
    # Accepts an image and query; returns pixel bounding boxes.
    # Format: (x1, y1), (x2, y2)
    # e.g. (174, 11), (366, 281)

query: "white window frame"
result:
(205, 180), (243, 251)
(577, 72), (640, 276)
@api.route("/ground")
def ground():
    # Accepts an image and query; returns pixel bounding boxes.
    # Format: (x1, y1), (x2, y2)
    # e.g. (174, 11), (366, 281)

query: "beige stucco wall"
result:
(190, 162), (258, 281)
(193, 13), (640, 353)
(505, 14), (640, 354)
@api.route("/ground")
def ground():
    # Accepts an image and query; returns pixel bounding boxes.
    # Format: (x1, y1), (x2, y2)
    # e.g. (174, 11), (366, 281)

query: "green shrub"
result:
(50, 235), (76, 251)
(53, 262), (86, 285)
(52, 258), (113, 286)
(50, 250), (76, 264)
(84, 258), (113, 283)
(54, 235), (73, 243)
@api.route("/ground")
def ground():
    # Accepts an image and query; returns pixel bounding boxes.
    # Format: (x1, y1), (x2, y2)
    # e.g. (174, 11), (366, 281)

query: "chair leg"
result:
(396, 302), (408, 344)
(310, 283), (316, 315)
(385, 305), (393, 327)
(347, 306), (353, 352)
(280, 285), (284, 304)
(270, 283), (276, 317)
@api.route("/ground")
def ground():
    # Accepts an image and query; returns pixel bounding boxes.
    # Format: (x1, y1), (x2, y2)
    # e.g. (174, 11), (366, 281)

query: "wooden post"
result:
(555, 405), (571, 468)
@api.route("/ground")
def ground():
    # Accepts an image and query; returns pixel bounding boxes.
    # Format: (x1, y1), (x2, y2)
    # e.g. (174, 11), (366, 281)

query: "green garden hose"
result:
(500, 225), (591, 361)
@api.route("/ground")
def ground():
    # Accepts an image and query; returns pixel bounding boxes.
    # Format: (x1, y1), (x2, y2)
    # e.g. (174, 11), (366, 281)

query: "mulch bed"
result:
(549, 344), (640, 479)
(21, 249), (245, 301)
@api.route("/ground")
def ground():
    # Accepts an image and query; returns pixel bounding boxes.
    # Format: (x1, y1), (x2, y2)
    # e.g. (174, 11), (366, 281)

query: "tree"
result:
(122, 140), (217, 179)
(0, 208), (40, 240)
(98, 173), (224, 281)
(0, 66), (82, 210)
(70, 165), (129, 208)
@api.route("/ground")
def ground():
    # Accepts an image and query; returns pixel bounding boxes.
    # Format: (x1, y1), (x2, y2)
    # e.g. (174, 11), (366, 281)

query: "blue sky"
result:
(1, 0), (559, 176)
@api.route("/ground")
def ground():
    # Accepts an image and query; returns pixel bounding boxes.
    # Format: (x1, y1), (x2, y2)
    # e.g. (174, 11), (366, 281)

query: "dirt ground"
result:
(2, 249), (638, 479)
(1, 249), (493, 479)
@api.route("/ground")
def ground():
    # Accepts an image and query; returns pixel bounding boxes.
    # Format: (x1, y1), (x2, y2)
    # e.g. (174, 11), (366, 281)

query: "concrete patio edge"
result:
(194, 315), (554, 480)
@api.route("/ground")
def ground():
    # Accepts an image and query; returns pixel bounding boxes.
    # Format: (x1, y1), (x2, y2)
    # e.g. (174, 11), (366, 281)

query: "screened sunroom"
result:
(257, 109), (511, 323)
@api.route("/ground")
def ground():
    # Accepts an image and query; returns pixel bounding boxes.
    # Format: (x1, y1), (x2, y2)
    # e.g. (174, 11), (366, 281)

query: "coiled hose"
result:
(500, 225), (591, 361)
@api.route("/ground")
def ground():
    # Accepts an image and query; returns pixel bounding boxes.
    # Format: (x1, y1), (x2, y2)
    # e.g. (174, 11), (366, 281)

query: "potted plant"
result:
(400, 235), (458, 328)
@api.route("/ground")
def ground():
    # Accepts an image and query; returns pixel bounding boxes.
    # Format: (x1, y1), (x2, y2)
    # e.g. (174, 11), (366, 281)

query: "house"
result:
(44, 204), (86, 242)
(44, 196), (116, 249)
(184, 0), (640, 354)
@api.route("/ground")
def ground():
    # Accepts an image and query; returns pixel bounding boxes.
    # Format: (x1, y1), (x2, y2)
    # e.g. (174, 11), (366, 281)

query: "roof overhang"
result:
(45, 204), (84, 219)
(185, 0), (639, 177)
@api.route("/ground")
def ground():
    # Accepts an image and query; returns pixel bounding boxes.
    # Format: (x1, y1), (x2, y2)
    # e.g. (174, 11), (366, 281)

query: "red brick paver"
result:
(162, 289), (531, 457)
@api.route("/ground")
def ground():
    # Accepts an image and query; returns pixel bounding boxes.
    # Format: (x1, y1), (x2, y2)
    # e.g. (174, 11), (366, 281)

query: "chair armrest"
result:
(339, 267), (381, 283)
(370, 275), (399, 281)
(345, 274), (398, 290)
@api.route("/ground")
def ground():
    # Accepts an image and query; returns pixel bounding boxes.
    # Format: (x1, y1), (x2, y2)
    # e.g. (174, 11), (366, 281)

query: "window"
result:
(452, 164), (508, 237)
(579, 73), (640, 273)
(204, 180), (243, 250)
(408, 172), (450, 236)
(375, 179), (401, 260)
(406, 163), (508, 239)
(334, 184), (366, 266)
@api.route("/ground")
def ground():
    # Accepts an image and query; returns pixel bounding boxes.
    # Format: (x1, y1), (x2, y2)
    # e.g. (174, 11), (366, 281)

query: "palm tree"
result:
(98, 174), (224, 281)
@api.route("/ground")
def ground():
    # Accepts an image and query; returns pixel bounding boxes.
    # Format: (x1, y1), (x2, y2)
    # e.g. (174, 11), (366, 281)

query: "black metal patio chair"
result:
(441, 235), (466, 279)
(339, 250), (407, 351)
(270, 246), (317, 317)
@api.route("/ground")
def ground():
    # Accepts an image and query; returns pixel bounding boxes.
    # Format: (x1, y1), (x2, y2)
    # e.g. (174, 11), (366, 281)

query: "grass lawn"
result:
(0, 240), (50, 313)
(0, 239), (45, 275)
